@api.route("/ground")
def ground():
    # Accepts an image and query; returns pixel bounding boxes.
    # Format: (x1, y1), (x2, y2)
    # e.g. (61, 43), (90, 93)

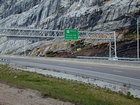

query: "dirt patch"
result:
(0, 83), (74, 105)
(53, 39), (139, 58)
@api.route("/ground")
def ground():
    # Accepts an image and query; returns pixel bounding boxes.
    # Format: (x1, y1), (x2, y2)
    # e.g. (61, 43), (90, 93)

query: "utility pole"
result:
(137, 19), (139, 58)
(125, 14), (139, 58)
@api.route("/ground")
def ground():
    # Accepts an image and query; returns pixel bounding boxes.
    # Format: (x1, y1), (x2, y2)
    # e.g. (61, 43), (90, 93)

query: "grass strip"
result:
(0, 64), (140, 105)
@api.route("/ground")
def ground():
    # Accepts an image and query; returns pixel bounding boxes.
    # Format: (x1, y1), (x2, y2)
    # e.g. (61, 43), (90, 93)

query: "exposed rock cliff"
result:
(0, 0), (139, 56)
(0, 0), (139, 31)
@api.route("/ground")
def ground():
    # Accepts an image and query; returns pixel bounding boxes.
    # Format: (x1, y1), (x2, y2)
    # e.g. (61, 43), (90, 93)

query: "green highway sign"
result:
(64, 28), (78, 40)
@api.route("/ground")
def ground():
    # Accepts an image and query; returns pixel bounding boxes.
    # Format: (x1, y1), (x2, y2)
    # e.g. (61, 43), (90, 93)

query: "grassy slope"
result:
(0, 64), (140, 105)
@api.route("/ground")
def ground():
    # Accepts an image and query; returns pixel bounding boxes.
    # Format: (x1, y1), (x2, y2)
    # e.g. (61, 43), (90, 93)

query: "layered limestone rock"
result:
(0, 0), (139, 55)
(0, 0), (139, 31)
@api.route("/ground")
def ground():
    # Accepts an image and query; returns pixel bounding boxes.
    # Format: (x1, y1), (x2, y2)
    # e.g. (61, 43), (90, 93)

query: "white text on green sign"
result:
(64, 29), (78, 40)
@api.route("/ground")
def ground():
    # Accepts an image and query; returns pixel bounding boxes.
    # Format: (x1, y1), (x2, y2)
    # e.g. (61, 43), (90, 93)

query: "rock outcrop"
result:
(0, 0), (139, 56)
(0, 0), (139, 31)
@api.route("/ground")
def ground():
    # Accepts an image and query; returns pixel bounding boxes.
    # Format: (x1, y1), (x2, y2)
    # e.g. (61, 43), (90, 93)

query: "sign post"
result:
(64, 28), (78, 40)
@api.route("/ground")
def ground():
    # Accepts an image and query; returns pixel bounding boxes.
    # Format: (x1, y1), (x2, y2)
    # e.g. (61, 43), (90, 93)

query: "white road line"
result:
(84, 66), (92, 69)
(113, 70), (123, 73)
(58, 63), (66, 66)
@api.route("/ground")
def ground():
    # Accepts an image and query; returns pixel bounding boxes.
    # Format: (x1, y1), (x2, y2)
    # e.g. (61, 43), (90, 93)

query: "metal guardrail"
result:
(0, 58), (11, 63)
(77, 56), (109, 60)
(117, 58), (140, 61)
(77, 56), (140, 61)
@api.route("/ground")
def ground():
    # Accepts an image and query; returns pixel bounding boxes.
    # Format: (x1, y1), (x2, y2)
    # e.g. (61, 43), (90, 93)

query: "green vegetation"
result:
(124, 31), (138, 39)
(0, 64), (140, 105)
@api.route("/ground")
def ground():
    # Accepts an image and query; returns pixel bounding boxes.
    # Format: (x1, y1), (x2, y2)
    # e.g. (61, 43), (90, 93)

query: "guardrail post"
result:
(114, 31), (117, 58)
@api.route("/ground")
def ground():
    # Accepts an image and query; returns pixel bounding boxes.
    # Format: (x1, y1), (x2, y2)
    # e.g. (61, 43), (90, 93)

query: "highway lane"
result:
(0, 55), (140, 87)
(4, 56), (140, 80)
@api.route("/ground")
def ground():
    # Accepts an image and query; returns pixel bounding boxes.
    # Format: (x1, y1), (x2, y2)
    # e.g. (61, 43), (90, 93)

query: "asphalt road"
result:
(0, 55), (140, 88)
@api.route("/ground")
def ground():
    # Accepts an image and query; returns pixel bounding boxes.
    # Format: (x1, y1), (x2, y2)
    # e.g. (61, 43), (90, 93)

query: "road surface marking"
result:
(113, 70), (123, 73)
(58, 63), (66, 66)
(84, 66), (92, 69)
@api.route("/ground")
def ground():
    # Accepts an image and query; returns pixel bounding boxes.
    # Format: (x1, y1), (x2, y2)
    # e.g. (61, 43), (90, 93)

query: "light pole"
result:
(133, 17), (139, 58)
(119, 3), (139, 58)
(126, 15), (139, 58)
(136, 19), (139, 58)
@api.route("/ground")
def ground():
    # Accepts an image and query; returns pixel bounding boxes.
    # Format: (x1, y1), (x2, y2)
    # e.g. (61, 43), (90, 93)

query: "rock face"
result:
(0, 0), (139, 31)
(0, 0), (140, 56)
